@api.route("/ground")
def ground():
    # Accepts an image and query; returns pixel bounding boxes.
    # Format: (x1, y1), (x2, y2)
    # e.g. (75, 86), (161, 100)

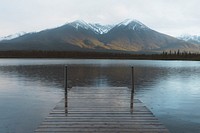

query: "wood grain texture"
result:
(35, 87), (170, 133)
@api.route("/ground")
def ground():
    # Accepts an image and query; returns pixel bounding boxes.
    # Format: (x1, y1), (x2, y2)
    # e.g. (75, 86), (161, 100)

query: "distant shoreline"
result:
(0, 51), (200, 61)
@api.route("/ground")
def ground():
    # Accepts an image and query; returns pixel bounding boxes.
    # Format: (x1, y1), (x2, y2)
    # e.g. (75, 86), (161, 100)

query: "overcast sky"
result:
(0, 0), (200, 37)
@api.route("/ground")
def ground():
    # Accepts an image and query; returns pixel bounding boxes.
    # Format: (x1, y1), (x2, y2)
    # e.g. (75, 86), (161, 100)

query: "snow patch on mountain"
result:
(116, 19), (149, 30)
(68, 20), (113, 34)
(0, 32), (26, 41)
(178, 34), (200, 44)
(89, 24), (114, 34)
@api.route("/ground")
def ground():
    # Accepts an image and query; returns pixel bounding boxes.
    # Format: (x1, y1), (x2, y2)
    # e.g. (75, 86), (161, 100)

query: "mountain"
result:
(100, 19), (198, 52)
(0, 31), (26, 41)
(0, 19), (199, 52)
(178, 34), (200, 45)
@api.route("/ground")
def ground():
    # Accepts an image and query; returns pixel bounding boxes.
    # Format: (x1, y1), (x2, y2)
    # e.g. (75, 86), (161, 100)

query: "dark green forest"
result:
(0, 50), (200, 60)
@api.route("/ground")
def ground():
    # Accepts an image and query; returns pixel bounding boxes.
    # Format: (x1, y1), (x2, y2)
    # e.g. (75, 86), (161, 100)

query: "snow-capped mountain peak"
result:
(0, 19), (151, 42)
(116, 19), (149, 30)
(0, 31), (26, 41)
(67, 19), (150, 34)
(118, 19), (138, 26)
(69, 20), (91, 30)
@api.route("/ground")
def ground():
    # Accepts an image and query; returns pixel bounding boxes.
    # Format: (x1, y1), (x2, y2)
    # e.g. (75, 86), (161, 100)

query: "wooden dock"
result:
(35, 87), (170, 133)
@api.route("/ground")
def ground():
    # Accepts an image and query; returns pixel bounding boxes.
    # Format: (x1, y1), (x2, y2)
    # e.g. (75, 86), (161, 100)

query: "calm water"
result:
(0, 59), (200, 133)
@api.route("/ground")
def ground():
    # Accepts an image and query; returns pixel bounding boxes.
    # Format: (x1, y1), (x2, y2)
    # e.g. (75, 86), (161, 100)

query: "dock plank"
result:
(35, 87), (170, 133)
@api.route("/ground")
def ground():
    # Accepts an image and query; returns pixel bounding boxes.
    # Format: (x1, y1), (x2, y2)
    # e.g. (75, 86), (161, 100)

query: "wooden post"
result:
(131, 67), (134, 94)
(64, 65), (68, 110)
(64, 65), (68, 94)
(65, 92), (68, 113)
(130, 67), (134, 111)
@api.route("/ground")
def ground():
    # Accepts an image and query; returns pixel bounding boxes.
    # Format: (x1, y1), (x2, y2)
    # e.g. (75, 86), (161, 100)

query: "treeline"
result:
(161, 50), (200, 60)
(0, 50), (200, 60)
(162, 50), (194, 56)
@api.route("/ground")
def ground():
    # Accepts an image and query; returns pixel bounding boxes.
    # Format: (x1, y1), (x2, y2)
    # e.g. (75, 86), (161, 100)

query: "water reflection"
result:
(0, 65), (64, 89)
(0, 65), (169, 90)
(0, 60), (200, 133)
(67, 66), (132, 87)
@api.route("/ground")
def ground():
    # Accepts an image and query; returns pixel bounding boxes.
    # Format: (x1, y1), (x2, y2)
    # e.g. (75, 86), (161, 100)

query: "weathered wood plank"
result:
(48, 113), (154, 117)
(37, 131), (169, 133)
(34, 131), (168, 133)
(50, 112), (153, 115)
(53, 108), (150, 112)
(35, 87), (170, 133)
(38, 123), (166, 128)
(41, 121), (164, 125)
(43, 119), (159, 122)
(35, 128), (169, 132)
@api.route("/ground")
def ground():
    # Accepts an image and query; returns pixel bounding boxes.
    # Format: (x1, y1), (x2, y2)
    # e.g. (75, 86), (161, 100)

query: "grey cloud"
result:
(0, 0), (199, 37)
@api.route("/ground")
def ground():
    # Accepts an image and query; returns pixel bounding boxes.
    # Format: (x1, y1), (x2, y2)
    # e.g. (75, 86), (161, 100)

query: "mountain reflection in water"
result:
(0, 60), (200, 133)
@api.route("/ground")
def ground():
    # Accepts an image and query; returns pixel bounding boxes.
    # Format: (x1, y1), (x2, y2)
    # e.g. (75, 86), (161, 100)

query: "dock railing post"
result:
(64, 65), (68, 110)
(131, 66), (134, 94)
(131, 66), (134, 110)
(64, 65), (68, 94)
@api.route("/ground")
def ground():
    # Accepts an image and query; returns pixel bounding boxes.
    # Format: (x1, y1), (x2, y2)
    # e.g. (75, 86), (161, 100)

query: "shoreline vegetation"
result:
(0, 51), (200, 61)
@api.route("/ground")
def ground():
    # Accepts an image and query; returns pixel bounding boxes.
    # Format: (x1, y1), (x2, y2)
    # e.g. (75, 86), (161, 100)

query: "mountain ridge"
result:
(0, 31), (26, 41)
(0, 19), (199, 53)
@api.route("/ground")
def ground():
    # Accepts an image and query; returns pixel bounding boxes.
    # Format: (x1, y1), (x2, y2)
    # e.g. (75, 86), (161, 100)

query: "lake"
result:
(0, 59), (200, 133)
